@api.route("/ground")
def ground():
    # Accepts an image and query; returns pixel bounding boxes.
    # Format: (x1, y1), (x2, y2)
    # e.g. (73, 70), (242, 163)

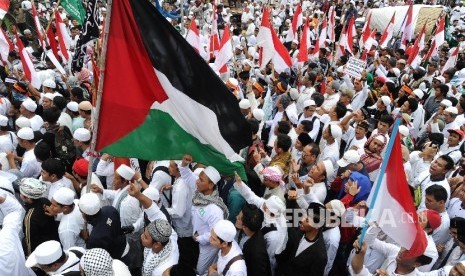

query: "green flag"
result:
(61, 0), (86, 25)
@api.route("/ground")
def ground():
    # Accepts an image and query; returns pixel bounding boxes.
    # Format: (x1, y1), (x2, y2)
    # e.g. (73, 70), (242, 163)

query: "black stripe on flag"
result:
(127, 0), (251, 153)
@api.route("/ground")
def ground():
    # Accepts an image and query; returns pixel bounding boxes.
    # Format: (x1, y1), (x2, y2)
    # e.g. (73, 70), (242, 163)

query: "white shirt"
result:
(0, 196), (35, 276)
(351, 86), (369, 112)
(408, 151), (431, 187)
(447, 198), (465, 219)
(46, 178), (74, 200)
(322, 93), (340, 111)
(431, 210), (450, 246)
(95, 159), (115, 190)
(103, 185), (143, 229)
(19, 149), (41, 178)
(216, 241), (247, 276)
(58, 200), (86, 250)
(165, 177), (193, 238)
(0, 132), (17, 153)
(412, 171), (450, 210)
(323, 227), (340, 276)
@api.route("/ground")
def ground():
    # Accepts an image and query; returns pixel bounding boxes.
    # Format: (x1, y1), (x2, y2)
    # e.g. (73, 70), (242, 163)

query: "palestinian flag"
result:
(95, 0), (252, 177)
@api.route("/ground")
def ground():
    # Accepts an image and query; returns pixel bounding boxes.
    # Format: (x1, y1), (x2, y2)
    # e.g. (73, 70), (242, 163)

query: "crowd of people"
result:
(2, 0), (465, 275)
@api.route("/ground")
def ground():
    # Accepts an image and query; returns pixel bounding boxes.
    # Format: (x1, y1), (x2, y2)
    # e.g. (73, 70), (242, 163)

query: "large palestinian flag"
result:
(96, 0), (252, 177)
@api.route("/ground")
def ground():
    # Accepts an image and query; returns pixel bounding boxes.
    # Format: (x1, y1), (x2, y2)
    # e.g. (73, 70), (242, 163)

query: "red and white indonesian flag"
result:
(380, 13), (395, 48)
(257, 7), (273, 70)
(407, 22), (427, 67)
(213, 25), (233, 73)
(285, 4), (303, 43)
(209, 3), (220, 59)
(401, 4), (413, 50)
(367, 123), (428, 259)
(318, 17), (327, 49)
(297, 22), (310, 65)
(441, 47), (459, 74)
(360, 13), (371, 50)
(0, 28), (13, 62)
(327, 6), (335, 42)
(186, 17), (201, 53)
(434, 15), (445, 49)
(271, 26), (292, 73)
(54, 9), (72, 61)
(32, 3), (46, 50)
(0, 0), (9, 19)
(96, 0), (251, 178)
(15, 33), (41, 89)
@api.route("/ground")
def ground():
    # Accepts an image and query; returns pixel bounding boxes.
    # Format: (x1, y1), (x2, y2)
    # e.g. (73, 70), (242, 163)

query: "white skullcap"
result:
(303, 99), (316, 108)
(329, 199), (346, 217)
(328, 124), (343, 139)
(337, 66), (344, 73)
(79, 193), (101, 215)
(445, 106), (458, 115)
(143, 187), (160, 202)
(43, 93), (55, 101)
(440, 99), (452, 107)
(239, 99), (251, 109)
(17, 127), (34, 140)
(25, 240), (63, 267)
(203, 166), (220, 184)
(337, 150), (360, 167)
(42, 79), (56, 89)
(16, 117), (31, 128)
(289, 88), (299, 100)
(24, 29), (32, 35)
(213, 220), (237, 242)
(380, 95), (391, 107)
(52, 187), (75, 205)
(322, 159), (334, 180)
(264, 195), (285, 215)
(0, 115), (8, 126)
(116, 164), (135, 181)
(292, 39), (299, 45)
(67, 101), (79, 112)
(412, 89), (424, 99)
(398, 125), (410, 137)
(73, 128), (91, 142)
(22, 98), (37, 112)
(253, 108), (264, 121)
(193, 167), (204, 176)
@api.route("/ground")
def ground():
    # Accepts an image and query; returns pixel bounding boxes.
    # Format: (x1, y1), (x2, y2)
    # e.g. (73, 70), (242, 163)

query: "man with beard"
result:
(409, 66), (428, 89)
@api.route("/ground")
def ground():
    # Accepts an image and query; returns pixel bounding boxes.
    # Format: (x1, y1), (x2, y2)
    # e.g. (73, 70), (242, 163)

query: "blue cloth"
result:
(337, 171), (371, 204)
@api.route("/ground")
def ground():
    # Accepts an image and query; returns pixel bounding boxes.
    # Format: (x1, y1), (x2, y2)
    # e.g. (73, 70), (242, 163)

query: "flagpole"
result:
(86, 0), (113, 183)
(357, 117), (402, 250)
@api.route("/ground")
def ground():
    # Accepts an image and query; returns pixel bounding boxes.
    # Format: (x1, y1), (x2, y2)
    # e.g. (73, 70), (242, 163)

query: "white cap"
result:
(440, 99), (452, 107)
(329, 199), (346, 217)
(79, 193), (101, 215)
(322, 160), (334, 180)
(433, 76), (445, 84)
(292, 39), (299, 45)
(15, 117), (31, 128)
(398, 125), (410, 137)
(52, 187), (75, 205)
(67, 101), (79, 112)
(445, 106), (458, 115)
(213, 220), (237, 242)
(143, 187), (160, 202)
(25, 240), (63, 267)
(193, 167), (204, 176)
(17, 127), (34, 140)
(0, 115), (8, 126)
(252, 109), (264, 121)
(42, 79), (56, 89)
(328, 124), (343, 139)
(337, 150), (360, 167)
(289, 88), (299, 100)
(116, 164), (135, 181)
(239, 99), (251, 109)
(412, 89), (424, 99)
(73, 128), (91, 142)
(380, 96), (391, 107)
(22, 98), (37, 112)
(337, 66), (344, 73)
(43, 93), (55, 101)
(303, 99), (316, 108)
(203, 166), (220, 184)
